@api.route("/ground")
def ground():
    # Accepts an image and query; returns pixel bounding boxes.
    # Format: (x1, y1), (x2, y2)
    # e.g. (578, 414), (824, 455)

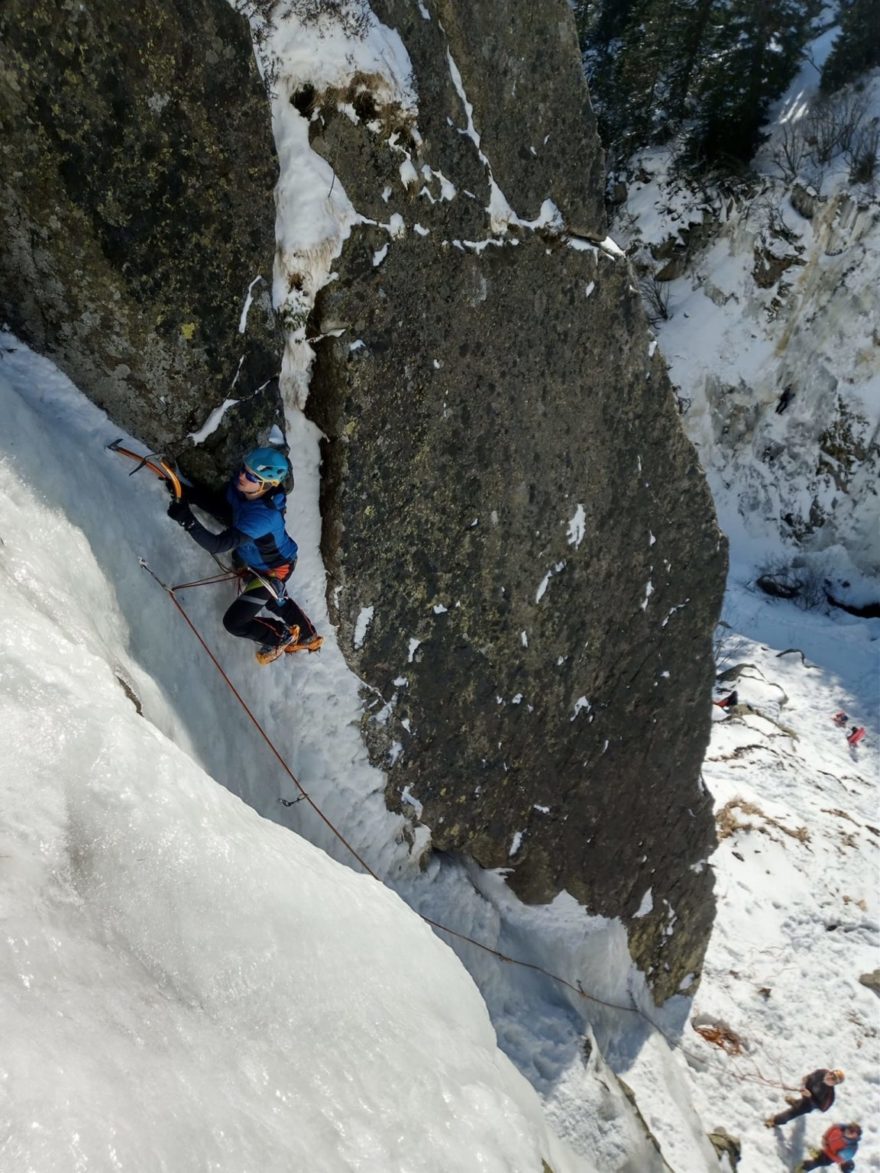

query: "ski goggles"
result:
(239, 466), (265, 485)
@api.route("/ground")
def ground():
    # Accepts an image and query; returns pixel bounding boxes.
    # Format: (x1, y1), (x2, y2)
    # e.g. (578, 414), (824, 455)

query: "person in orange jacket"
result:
(801, 1122), (862, 1171)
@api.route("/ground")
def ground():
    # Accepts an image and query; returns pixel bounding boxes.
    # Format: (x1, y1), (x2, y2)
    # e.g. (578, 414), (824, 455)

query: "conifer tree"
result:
(820, 0), (880, 94)
(578, 0), (717, 152)
(576, 0), (644, 149)
(664, 0), (715, 120)
(578, 0), (823, 170)
(688, 0), (822, 165)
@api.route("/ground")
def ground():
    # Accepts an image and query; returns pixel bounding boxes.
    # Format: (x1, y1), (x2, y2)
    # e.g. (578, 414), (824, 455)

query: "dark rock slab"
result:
(0, 0), (282, 481)
(305, 1), (726, 993)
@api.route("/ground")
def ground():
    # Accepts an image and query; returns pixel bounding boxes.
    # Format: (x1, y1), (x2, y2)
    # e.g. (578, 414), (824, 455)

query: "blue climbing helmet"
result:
(242, 446), (290, 487)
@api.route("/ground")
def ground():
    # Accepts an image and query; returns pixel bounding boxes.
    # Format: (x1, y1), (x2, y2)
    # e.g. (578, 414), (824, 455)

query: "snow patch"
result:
(536, 561), (566, 603)
(566, 504), (586, 548)
(354, 605), (374, 649)
(634, 889), (653, 919)
(399, 157), (419, 188)
(238, 275), (264, 333)
(187, 399), (239, 444)
(570, 696), (591, 721)
(401, 786), (423, 817)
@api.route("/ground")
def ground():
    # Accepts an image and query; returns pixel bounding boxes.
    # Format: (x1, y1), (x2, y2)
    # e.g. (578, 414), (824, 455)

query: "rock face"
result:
(0, 0), (726, 998)
(0, 0), (282, 483)
(305, 1), (725, 998)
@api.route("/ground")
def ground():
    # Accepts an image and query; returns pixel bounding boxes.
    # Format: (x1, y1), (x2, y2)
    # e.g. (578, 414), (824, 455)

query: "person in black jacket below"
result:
(765, 1069), (845, 1128)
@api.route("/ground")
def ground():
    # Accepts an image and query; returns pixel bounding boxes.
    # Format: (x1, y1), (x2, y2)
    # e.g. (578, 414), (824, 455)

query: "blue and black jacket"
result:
(182, 480), (298, 574)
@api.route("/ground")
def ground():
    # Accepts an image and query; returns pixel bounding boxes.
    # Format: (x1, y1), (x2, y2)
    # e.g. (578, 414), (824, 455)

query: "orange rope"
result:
(141, 559), (373, 874)
(138, 558), (802, 1094)
(172, 570), (241, 592)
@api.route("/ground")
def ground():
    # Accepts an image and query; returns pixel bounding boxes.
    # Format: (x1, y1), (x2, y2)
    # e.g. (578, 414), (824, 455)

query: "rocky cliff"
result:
(0, 0), (281, 483)
(297, 0), (726, 998)
(0, 0), (726, 999)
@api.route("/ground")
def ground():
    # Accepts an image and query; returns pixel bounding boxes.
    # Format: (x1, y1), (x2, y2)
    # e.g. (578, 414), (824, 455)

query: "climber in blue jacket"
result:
(168, 446), (323, 665)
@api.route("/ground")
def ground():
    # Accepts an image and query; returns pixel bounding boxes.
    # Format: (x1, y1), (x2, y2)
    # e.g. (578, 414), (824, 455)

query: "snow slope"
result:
(678, 585), (880, 1171)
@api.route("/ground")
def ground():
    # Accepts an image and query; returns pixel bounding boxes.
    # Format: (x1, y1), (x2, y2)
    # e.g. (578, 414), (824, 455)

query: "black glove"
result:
(167, 499), (195, 530)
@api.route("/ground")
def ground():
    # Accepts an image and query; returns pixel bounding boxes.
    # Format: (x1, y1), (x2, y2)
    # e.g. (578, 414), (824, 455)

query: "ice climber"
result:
(766, 1069), (845, 1129)
(167, 446), (323, 665)
(800, 1122), (862, 1171)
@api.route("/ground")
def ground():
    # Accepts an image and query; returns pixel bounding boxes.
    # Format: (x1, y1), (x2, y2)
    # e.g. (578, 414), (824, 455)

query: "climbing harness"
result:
(242, 566), (286, 603)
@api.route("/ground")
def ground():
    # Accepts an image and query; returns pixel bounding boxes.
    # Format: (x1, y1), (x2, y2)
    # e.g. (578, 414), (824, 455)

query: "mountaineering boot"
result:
(764, 1117), (777, 1129)
(255, 625), (299, 666)
(285, 631), (324, 654)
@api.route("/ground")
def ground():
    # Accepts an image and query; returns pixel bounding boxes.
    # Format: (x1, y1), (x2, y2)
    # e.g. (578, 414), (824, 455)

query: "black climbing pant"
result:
(223, 574), (317, 648)
(771, 1098), (816, 1127)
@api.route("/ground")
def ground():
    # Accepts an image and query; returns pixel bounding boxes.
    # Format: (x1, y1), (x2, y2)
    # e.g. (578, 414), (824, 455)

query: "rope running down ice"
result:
(138, 557), (799, 1094)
